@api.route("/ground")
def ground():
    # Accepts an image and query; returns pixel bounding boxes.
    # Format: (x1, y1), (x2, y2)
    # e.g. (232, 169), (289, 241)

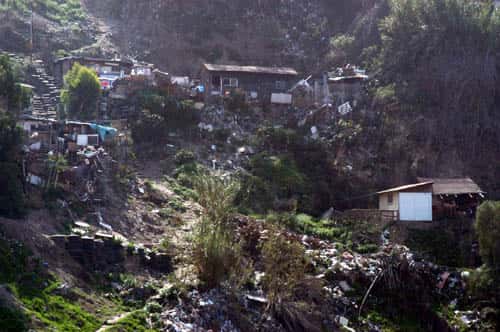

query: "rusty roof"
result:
(377, 182), (434, 195)
(417, 177), (484, 195)
(203, 64), (298, 76)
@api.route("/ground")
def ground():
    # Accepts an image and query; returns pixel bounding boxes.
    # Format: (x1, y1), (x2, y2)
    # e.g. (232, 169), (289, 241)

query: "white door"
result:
(399, 192), (432, 221)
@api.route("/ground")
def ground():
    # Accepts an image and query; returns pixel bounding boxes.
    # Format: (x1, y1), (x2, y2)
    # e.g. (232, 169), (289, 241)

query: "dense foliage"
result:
(476, 201), (500, 272)
(193, 175), (243, 288)
(0, 56), (25, 218)
(0, 55), (26, 111)
(471, 201), (500, 324)
(261, 228), (306, 309)
(237, 126), (358, 215)
(326, 0), (500, 196)
(61, 63), (101, 120)
(130, 91), (199, 144)
(0, 0), (85, 24)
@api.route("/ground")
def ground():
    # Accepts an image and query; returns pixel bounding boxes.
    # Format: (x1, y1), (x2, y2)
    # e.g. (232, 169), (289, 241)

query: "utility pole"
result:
(29, 1), (34, 63)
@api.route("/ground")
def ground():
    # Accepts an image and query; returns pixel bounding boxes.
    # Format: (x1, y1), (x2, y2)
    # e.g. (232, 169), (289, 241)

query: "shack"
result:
(314, 65), (368, 106)
(53, 56), (134, 87)
(200, 63), (298, 103)
(377, 182), (434, 222)
(417, 177), (484, 219)
(377, 178), (484, 222)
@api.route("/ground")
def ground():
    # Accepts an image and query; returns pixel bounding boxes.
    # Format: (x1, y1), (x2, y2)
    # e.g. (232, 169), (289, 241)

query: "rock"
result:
(148, 253), (173, 273)
(339, 281), (353, 293)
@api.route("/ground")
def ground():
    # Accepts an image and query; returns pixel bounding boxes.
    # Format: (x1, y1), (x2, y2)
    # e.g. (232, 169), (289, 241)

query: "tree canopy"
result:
(476, 201), (500, 272)
(0, 55), (23, 111)
(0, 56), (25, 217)
(61, 63), (101, 120)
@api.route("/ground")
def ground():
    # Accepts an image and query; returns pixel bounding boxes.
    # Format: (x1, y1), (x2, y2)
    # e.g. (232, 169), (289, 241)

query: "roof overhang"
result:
(203, 63), (298, 76)
(377, 181), (434, 195)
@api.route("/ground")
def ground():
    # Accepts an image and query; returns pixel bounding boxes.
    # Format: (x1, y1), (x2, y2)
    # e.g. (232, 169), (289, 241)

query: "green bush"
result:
(60, 63), (101, 120)
(266, 213), (343, 241)
(144, 301), (162, 314)
(475, 201), (500, 271)
(131, 92), (200, 144)
(0, 55), (25, 110)
(193, 175), (242, 288)
(0, 306), (27, 332)
(261, 228), (306, 309)
(224, 89), (249, 117)
(174, 149), (196, 166)
(0, 162), (25, 218)
(468, 267), (497, 300)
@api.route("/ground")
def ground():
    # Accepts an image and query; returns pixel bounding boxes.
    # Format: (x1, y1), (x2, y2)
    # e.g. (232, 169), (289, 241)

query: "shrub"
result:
(174, 149), (196, 166)
(131, 92), (200, 144)
(192, 174), (241, 288)
(475, 201), (500, 272)
(0, 306), (27, 332)
(144, 301), (162, 314)
(261, 229), (306, 310)
(60, 63), (101, 120)
(0, 162), (25, 218)
(225, 89), (249, 117)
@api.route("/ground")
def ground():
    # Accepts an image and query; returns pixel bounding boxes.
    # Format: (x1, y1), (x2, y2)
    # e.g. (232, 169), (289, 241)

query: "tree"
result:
(45, 153), (68, 189)
(0, 115), (25, 217)
(130, 91), (199, 144)
(0, 55), (23, 111)
(327, 34), (356, 66)
(475, 201), (500, 272)
(60, 63), (101, 120)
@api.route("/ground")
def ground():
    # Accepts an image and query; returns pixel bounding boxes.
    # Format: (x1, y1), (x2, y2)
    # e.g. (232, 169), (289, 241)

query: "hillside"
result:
(1, 0), (500, 331)
(81, 0), (382, 74)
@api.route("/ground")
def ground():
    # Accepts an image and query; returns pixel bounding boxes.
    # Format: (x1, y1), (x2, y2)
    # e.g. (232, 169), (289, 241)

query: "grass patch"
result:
(365, 309), (425, 332)
(0, 0), (86, 24)
(0, 305), (28, 332)
(405, 227), (470, 267)
(105, 310), (158, 332)
(10, 280), (100, 332)
(0, 229), (101, 331)
(266, 212), (380, 253)
(162, 176), (197, 201)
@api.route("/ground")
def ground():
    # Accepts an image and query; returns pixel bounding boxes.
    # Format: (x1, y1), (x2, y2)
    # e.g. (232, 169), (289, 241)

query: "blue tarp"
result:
(89, 123), (118, 142)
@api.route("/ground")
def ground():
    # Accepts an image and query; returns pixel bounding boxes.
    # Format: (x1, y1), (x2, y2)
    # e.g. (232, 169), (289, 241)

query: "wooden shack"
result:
(200, 64), (298, 103)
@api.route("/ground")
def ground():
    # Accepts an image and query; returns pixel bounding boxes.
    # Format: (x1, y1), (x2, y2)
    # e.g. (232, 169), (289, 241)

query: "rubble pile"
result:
(49, 233), (172, 273)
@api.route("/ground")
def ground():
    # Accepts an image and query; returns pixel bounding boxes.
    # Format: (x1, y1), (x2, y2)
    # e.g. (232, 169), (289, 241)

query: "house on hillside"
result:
(200, 63), (298, 104)
(53, 56), (134, 88)
(313, 65), (368, 106)
(377, 178), (484, 222)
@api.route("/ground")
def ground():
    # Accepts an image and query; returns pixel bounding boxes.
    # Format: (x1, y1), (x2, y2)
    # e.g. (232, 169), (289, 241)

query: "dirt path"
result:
(95, 312), (132, 332)
(151, 180), (201, 286)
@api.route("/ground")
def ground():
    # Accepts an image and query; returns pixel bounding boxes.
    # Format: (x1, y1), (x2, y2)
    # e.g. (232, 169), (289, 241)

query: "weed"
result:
(261, 227), (306, 310)
(192, 174), (242, 288)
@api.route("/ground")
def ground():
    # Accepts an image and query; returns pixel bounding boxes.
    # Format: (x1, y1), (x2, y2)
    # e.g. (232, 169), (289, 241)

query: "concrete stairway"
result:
(26, 59), (60, 119)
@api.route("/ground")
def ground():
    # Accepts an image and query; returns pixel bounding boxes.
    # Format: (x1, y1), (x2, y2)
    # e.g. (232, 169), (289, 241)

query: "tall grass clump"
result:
(193, 174), (242, 288)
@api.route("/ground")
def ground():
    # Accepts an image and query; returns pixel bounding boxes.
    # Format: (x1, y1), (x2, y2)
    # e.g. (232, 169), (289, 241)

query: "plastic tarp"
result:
(271, 93), (292, 104)
(89, 124), (118, 142)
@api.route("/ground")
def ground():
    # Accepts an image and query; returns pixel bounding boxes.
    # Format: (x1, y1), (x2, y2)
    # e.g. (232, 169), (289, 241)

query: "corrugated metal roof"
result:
(328, 74), (368, 82)
(417, 177), (484, 195)
(54, 56), (134, 66)
(203, 64), (298, 76)
(377, 182), (434, 195)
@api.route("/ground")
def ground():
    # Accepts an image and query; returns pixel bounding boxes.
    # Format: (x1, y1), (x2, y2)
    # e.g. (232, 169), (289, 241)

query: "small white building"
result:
(377, 182), (434, 222)
(377, 178), (484, 222)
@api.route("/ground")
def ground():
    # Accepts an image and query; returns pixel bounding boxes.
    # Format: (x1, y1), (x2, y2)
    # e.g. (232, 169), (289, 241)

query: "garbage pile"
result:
(151, 214), (474, 332)
(158, 288), (283, 332)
